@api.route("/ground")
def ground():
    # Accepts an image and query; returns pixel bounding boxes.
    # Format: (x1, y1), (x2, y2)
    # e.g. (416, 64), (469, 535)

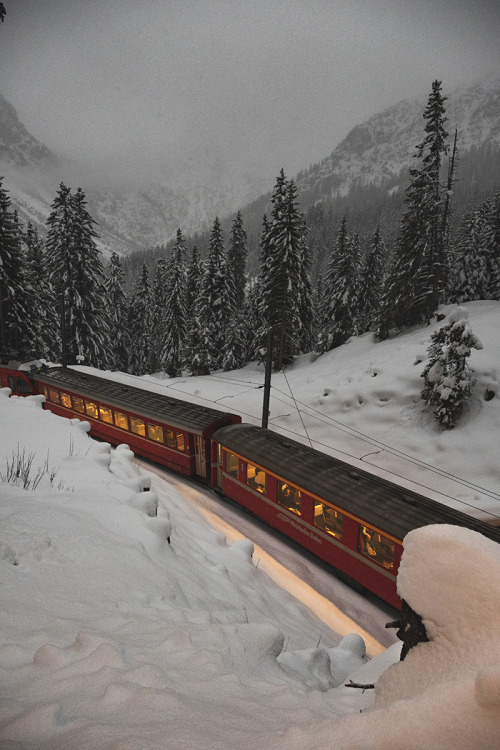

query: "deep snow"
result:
(1, 301), (500, 748)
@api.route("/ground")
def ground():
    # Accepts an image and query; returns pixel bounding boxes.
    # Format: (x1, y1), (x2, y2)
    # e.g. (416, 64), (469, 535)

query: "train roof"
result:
(34, 367), (240, 436)
(213, 423), (500, 544)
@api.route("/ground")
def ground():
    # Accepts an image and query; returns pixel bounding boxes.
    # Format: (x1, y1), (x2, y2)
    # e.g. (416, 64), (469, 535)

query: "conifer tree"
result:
(314, 216), (359, 355)
(161, 228), (187, 377)
(105, 252), (129, 371)
(46, 184), (110, 367)
(184, 245), (210, 376)
(127, 264), (154, 375)
(23, 222), (60, 360)
(359, 224), (387, 333)
(150, 257), (169, 372)
(0, 179), (30, 358)
(421, 308), (482, 428)
(197, 217), (226, 371)
(378, 81), (451, 338)
(450, 206), (490, 303)
(259, 172), (308, 370)
(227, 210), (248, 312)
(486, 193), (500, 300)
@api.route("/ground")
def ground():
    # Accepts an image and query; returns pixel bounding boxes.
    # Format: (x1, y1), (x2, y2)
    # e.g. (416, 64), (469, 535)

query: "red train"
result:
(3, 361), (500, 610)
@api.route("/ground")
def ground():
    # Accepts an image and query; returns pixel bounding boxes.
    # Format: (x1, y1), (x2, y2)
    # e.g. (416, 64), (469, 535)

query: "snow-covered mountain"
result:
(295, 74), (500, 203)
(1, 73), (499, 258)
(0, 93), (267, 256)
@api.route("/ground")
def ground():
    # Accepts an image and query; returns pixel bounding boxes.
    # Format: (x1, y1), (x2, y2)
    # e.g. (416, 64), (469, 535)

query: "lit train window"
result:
(247, 463), (266, 494)
(314, 502), (343, 539)
(60, 392), (72, 409)
(99, 406), (113, 424)
(359, 526), (395, 570)
(48, 389), (60, 404)
(42, 386), (49, 400)
(147, 423), (164, 443)
(130, 417), (146, 437)
(85, 401), (99, 419)
(225, 451), (239, 478)
(72, 396), (85, 413)
(277, 482), (301, 515)
(114, 411), (129, 430)
(166, 429), (185, 451)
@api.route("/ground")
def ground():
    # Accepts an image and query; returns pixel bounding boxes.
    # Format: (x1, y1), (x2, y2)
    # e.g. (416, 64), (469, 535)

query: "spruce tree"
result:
(421, 308), (482, 428)
(359, 224), (387, 333)
(379, 81), (451, 338)
(450, 206), (490, 303)
(161, 228), (187, 377)
(105, 252), (129, 371)
(127, 264), (154, 375)
(314, 216), (359, 354)
(259, 172), (307, 370)
(23, 222), (60, 360)
(0, 179), (30, 358)
(227, 210), (248, 312)
(197, 217), (226, 372)
(46, 184), (110, 367)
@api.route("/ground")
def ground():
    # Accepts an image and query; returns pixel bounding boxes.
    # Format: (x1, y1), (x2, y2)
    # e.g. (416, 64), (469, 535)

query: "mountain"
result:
(1, 74), (500, 260)
(0, 93), (267, 256)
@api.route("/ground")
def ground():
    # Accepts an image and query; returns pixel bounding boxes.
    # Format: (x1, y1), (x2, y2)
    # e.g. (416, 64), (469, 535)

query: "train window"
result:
(247, 463), (266, 494)
(130, 417), (146, 437)
(166, 429), (185, 451)
(359, 526), (395, 570)
(72, 396), (85, 414)
(114, 411), (129, 430)
(99, 405), (113, 424)
(225, 451), (239, 478)
(314, 502), (343, 539)
(147, 423), (164, 443)
(16, 377), (32, 394)
(277, 482), (301, 515)
(60, 392), (72, 409)
(48, 389), (60, 404)
(42, 386), (49, 400)
(85, 401), (99, 419)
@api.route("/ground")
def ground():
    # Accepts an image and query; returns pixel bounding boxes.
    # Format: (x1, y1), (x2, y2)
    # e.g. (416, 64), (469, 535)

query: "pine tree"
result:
(46, 184), (110, 367)
(150, 257), (169, 372)
(359, 224), (387, 333)
(314, 215), (359, 354)
(161, 228), (187, 377)
(378, 81), (451, 338)
(259, 172), (308, 370)
(23, 222), (60, 360)
(0, 179), (30, 358)
(105, 252), (129, 371)
(486, 193), (500, 300)
(227, 210), (248, 312)
(127, 264), (154, 375)
(197, 217), (227, 372)
(450, 206), (490, 303)
(184, 245), (210, 376)
(421, 308), (482, 428)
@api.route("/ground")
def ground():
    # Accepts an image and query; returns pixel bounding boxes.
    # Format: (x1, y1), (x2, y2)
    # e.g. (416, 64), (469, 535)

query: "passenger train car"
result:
(2, 362), (500, 609)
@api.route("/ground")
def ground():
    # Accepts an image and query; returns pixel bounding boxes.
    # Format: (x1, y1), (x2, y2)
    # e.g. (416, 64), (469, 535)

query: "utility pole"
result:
(261, 328), (273, 429)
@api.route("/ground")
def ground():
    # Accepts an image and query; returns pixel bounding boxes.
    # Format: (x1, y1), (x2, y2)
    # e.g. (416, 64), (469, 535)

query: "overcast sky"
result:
(1, 0), (500, 187)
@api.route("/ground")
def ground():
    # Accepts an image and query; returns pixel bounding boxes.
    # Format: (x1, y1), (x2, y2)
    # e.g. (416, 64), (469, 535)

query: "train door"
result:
(194, 436), (207, 479)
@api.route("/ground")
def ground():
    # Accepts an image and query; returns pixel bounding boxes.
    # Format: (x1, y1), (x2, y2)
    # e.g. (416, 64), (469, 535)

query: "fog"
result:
(1, 0), (500, 188)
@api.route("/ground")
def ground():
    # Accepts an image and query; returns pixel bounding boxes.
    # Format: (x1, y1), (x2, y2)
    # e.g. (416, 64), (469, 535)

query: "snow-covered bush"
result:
(421, 307), (483, 428)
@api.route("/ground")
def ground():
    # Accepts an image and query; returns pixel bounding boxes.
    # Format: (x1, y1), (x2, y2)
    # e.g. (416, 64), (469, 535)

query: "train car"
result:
(12, 366), (241, 481)
(212, 423), (500, 608)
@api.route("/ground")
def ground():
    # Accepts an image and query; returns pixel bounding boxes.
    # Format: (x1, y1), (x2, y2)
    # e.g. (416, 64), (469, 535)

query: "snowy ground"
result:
(2, 301), (500, 748)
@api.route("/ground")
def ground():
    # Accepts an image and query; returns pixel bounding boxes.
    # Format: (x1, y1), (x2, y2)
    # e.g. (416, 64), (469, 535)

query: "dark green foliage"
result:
(127, 264), (154, 375)
(161, 229), (187, 377)
(359, 224), (387, 334)
(227, 211), (248, 312)
(0, 180), (30, 358)
(105, 252), (129, 371)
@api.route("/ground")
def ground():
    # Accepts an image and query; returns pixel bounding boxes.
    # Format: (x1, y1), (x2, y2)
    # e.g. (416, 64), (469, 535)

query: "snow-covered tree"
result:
(0, 180), (30, 358)
(127, 264), (154, 375)
(160, 228), (187, 377)
(227, 210), (247, 312)
(379, 81), (451, 338)
(421, 308), (482, 428)
(196, 217), (227, 372)
(23, 222), (60, 360)
(105, 252), (129, 371)
(359, 224), (387, 333)
(46, 184), (110, 367)
(314, 215), (360, 355)
(258, 172), (308, 370)
(450, 206), (490, 303)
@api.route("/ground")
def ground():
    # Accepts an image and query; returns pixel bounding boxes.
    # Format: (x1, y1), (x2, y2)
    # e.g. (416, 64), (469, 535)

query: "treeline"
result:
(1, 82), (500, 376)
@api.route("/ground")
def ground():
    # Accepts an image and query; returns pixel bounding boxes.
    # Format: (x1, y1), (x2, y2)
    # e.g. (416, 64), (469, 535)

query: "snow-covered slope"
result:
(296, 73), (500, 200)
